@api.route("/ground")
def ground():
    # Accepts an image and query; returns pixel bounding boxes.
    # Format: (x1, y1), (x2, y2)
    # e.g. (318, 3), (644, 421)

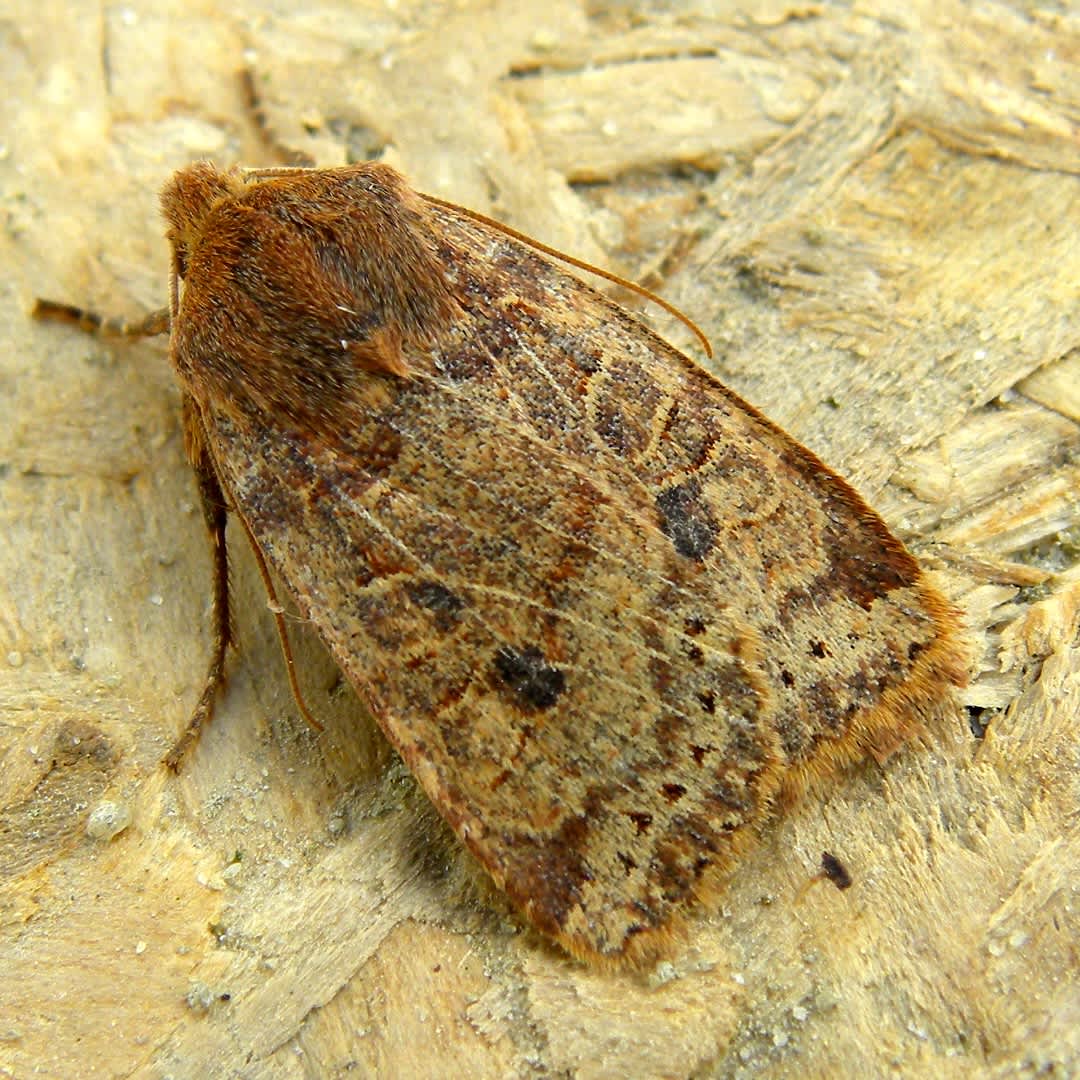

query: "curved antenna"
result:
(423, 195), (713, 359)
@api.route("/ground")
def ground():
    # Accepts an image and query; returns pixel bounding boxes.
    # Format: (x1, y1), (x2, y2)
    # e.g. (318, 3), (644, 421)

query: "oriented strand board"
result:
(2, 2), (1077, 1076)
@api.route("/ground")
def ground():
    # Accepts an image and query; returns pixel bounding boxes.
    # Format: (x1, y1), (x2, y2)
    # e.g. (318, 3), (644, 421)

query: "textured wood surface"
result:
(2, 2), (1078, 1077)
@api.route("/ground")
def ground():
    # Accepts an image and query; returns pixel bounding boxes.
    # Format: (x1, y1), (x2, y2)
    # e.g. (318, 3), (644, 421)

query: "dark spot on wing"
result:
(406, 579), (466, 631)
(492, 645), (566, 710)
(656, 480), (718, 560)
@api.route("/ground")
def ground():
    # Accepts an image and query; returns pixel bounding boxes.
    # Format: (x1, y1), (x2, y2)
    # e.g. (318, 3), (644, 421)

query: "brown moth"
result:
(37, 161), (968, 968)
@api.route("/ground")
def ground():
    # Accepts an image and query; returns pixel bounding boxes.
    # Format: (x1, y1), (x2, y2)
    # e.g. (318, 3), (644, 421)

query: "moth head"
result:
(160, 162), (244, 282)
(160, 161), (466, 426)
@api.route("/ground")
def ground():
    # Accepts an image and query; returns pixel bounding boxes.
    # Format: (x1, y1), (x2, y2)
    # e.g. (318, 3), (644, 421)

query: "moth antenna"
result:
(422, 195), (713, 359)
(236, 510), (324, 735)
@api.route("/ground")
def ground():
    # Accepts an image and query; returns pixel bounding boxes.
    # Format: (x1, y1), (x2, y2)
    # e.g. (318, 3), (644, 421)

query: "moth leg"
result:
(233, 511), (323, 736)
(32, 299), (170, 339)
(164, 438), (233, 771)
(239, 68), (314, 168)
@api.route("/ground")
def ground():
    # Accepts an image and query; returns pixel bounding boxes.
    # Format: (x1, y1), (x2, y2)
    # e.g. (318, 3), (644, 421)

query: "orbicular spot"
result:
(406, 579), (466, 631)
(661, 783), (686, 804)
(627, 811), (653, 835)
(492, 645), (565, 710)
(781, 669), (796, 688)
(697, 690), (716, 714)
(656, 480), (718, 561)
(810, 640), (830, 659)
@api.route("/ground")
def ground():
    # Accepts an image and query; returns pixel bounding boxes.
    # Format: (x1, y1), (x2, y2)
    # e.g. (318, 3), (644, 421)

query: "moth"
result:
(36, 162), (967, 967)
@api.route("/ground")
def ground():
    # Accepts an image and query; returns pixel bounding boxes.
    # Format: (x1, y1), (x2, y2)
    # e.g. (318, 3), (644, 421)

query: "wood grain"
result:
(2, 1), (1077, 1075)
